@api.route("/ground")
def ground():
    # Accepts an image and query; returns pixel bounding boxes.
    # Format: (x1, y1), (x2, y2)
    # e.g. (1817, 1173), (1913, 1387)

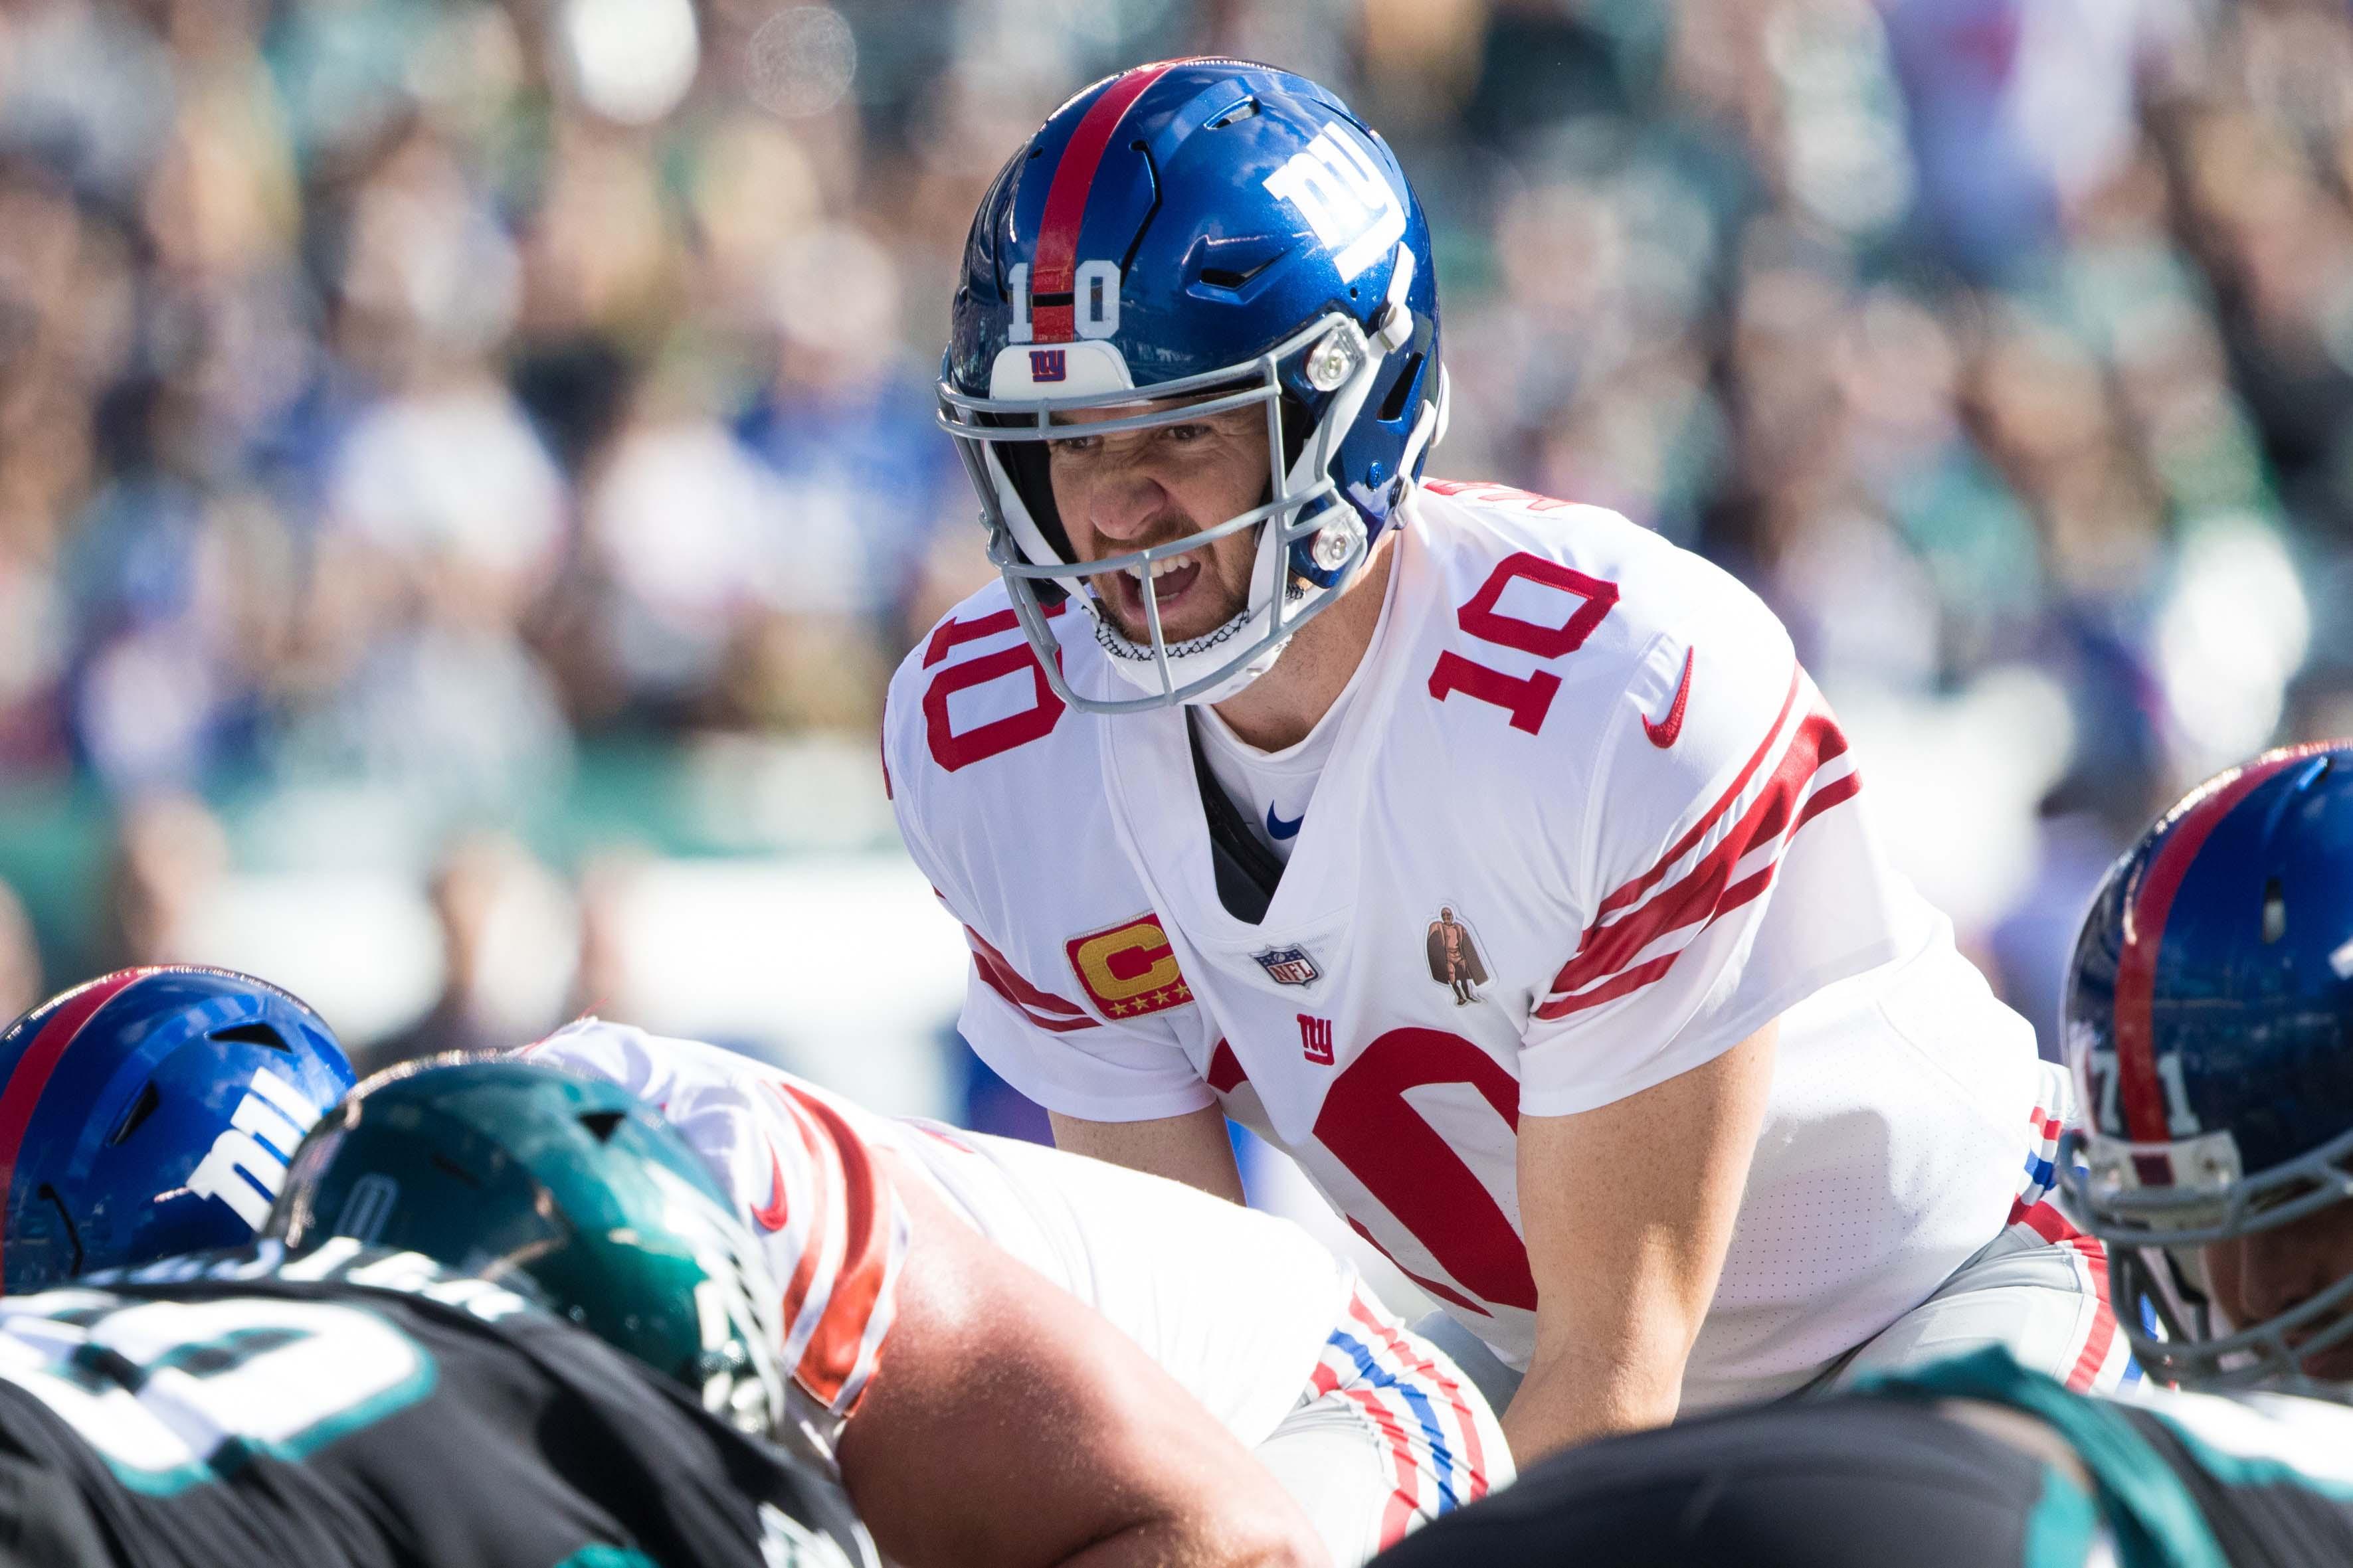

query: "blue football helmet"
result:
(0, 966), (355, 1292)
(938, 58), (1446, 711)
(2059, 742), (2353, 1393)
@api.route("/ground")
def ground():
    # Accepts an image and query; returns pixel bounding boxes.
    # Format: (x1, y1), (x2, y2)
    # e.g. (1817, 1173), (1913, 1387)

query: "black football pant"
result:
(1371, 1397), (2077, 1567)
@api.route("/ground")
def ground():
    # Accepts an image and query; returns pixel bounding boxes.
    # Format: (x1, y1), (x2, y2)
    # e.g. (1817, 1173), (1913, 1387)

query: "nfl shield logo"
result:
(1254, 945), (1321, 987)
(1028, 348), (1067, 381)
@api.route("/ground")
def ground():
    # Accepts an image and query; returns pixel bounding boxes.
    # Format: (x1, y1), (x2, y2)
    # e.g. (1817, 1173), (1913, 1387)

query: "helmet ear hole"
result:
(1277, 392), (1311, 470)
(209, 1022), (290, 1052)
(106, 1083), (163, 1147)
(1376, 352), (1424, 424)
(2263, 878), (2288, 944)
(578, 1110), (627, 1144)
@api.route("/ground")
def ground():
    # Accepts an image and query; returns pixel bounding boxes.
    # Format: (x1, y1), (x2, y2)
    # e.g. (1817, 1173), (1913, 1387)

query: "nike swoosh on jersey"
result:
(1644, 648), (1695, 749)
(1266, 804), (1305, 839)
(752, 1148), (789, 1231)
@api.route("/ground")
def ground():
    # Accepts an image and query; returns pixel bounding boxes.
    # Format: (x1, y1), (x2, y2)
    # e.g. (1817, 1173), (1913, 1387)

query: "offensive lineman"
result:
(897, 56), (2120, 1461)
(284, 1055), (1334, 1568)
(0, 967), (356, 1292)
(525, 1017), (1509, 1564)
(0, 1059), (877, 1565)
(1376, 741), (2353, 1566)
(0, 976), (1323, 1565)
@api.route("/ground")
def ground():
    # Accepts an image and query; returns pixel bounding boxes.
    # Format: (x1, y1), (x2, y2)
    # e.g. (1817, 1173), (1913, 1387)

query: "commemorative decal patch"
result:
(1426, 904), (1490, 1005)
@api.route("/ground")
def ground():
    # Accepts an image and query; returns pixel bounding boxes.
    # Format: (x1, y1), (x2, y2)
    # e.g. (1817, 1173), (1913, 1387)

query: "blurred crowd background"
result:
(0, 0), (2344, 1134)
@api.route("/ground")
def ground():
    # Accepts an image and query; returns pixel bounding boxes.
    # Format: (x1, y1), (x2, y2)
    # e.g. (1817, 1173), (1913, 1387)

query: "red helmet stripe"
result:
(0, 968), (157, 1289)
(1031, 62), (1176, 343)
(2113, 750), (2318, 1142)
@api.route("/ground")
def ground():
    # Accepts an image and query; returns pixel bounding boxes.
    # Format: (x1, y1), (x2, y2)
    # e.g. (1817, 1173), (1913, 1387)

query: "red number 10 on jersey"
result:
(1427, 551), (1620, 736)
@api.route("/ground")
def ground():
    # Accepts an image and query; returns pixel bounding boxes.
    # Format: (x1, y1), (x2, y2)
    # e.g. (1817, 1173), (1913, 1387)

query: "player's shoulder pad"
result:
(1412, 480), (1792, 731)
(1406, 483), (1803, 867)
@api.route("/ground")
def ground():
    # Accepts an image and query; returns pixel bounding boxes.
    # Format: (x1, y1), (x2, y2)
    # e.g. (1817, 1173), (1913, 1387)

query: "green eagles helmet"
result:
(265, 1056), (788, 1438)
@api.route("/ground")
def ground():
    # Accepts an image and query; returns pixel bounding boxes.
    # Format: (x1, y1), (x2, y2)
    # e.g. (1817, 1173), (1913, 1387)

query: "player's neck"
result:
(1210, 530), (1398, 752)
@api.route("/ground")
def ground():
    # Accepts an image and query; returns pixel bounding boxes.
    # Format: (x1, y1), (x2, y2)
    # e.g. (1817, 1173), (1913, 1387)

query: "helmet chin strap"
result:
(1091, 600), (1293, 705)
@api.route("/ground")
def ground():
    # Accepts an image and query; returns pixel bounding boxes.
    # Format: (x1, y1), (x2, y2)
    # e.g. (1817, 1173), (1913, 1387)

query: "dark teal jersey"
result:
(1863, 1348), (2353, 1568)
(0, 1242), (872, 1568)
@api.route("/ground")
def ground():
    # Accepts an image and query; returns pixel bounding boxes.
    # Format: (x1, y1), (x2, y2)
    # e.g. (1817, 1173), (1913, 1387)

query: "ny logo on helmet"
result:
(1262, 124), (1406, 284)
(185, 1068), (326, 1230)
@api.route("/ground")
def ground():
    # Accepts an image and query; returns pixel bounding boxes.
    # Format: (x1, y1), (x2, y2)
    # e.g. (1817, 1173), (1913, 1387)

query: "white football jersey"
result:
(526, 1020), (1353, 1452)
(885, 481), (2052, 1411)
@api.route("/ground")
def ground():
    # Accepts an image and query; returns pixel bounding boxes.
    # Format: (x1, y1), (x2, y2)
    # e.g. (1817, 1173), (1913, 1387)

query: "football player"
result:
(0, 966), (355, 1292)
(523, 1017), (1509, 1564)
(0, 970), (873, 1567)
(0, 1125), (873, 1565)
(899, 56), (2118, 1461)
(283, 1055), (1333, 1568)
(1373, 742), (2353, 1567)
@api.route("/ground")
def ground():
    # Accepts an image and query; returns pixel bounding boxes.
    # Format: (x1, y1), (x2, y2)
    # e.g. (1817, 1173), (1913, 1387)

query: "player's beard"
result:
(1091, 527), (1254, 648)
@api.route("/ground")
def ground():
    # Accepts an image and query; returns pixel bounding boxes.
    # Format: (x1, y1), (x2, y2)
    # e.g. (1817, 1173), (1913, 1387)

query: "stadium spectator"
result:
(0, 0), (2341, 1060)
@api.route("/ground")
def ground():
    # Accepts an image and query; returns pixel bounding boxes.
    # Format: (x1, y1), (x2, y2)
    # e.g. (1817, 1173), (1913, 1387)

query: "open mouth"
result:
(1104, 553), (1204, 633)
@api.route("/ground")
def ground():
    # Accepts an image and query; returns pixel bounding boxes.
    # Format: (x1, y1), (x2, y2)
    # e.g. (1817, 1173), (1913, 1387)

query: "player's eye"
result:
(1162, 423), (1209, 443)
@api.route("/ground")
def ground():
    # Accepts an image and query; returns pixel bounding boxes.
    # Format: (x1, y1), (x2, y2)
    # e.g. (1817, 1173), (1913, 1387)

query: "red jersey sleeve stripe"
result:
(1538, 710), (1858, 1019)
(1540, 705), (1854, 1011)
(1536, 954), (1681, 1021)
(1590, 668), (1802, 924)
(965, 924), (1099, 1033)
(765, 1081), (910, 1416)
(767, 1089), (838, 1363)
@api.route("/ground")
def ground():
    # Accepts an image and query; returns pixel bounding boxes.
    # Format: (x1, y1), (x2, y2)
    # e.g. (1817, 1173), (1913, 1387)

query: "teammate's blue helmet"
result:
(939, 58), (1445, 712)
(0, 966), (354, 1293)
(2059, 742), (2353, 1393)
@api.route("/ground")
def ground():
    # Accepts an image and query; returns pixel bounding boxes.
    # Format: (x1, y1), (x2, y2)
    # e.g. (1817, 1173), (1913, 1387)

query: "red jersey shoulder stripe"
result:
(1537, 670), (1859, 1021)
(1590, 669), (1801, 926)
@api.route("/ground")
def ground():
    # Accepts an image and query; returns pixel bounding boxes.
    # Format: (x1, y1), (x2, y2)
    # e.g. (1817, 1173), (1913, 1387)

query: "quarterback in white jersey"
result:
(1385, 742), (2353, 1567)
(913, 59), (2120, 1460)
(528, 1019), (1509, 1565)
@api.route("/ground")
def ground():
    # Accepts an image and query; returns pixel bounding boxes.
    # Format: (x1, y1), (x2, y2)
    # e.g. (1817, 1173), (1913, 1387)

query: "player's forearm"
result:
(1502, 1329), (1688, 1462)
(1048, 1106), (1246, 1203)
